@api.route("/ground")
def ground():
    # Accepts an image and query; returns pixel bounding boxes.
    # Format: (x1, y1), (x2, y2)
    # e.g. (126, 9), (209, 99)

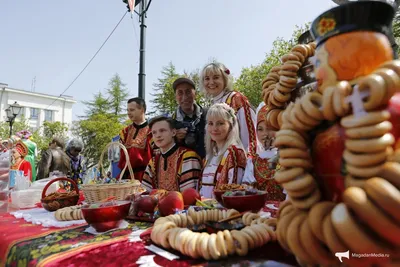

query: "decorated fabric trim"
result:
(16, 130), (32, 140)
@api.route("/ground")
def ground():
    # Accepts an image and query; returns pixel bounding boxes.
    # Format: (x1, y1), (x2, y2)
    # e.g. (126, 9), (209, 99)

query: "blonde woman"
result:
(200, 62), (257, 155)
(200, 103), (247, 199)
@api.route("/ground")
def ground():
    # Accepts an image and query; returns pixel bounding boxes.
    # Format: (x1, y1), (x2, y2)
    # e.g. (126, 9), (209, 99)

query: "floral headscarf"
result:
(16, 130), (32, 140)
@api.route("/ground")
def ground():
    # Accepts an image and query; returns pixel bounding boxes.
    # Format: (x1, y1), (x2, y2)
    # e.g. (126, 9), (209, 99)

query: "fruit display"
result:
(150, 208), (277, 260)
(269, 1), (400, 266)
(182, 188), (201, 206)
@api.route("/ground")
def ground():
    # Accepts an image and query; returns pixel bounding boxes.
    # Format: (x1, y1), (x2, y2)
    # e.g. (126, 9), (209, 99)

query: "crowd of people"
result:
(0, 61), (285, 201)
(0, 132), (86, 184)
(120, 61), (286, 201)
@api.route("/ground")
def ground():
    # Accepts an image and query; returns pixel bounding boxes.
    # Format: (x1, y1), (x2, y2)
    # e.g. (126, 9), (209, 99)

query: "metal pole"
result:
(138, 0), (147, 99)
(9, 120), (12, 138)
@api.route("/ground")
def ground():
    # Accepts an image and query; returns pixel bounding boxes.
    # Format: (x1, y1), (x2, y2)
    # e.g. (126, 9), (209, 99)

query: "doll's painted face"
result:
(257, 121), (276, 149)
(314, 45), (338, 94)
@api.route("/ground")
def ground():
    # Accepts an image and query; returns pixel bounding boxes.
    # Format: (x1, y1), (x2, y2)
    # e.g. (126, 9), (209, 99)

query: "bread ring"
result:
(231, 230), (249, 256)
(282, 53), (300, 63)
(322, 214), (348, 254)
(283, 173), (314, 192)
(270, 66), (281, 73)
(179, 214), (188, 227)
(341, 110), (391, 128)
(251, 224), (269, 244)
(276, 83), (294, 93)
(286, 181), (316, 198)
(277, 200), (292, 218)
(227, 209), (239, 218)
(291, 189), (321, 210)
(222, 209), (227, 219)
(279, 158), (313, 169)
(155, 222), (176, 245)
(281, 103), (295, 124)
(346, 163), (382, 178)
(186, 214), (194, 226)
(269, 92), (286, 107)
(195, 233), (207, 258)
(301, 92), (324, 121)
(292, 45), (308, 58)
(188, 207), (196, 223)
(286, 213), (316, 264)
(223, 230), (236, 255)
(377, 162), (400, 188)
(187, 232), (200, 259)
(332, 203), (392, 254)
(200, 233), (212, 260)
(364, 178), (400, 222)
(345, 133), (395, 153)
(293, 101), (320, 127)
(274, 135), (308, 150)
(345, 175), (367, 189)
(242, 227), (261, 248)
(207, 233), (220, 260)
(275, 129), (308, 142)
(275, 167), (304, 184)
(343, 187), (400, 247)
(277, 111), (284, 128)
(279, 148), (310, 160)
(373, 68), (400, 101)
(343, 148), (389, 168)
(291, 51), (305, 63)
(279, 70), (297, 78)
(263, 225), (277, 242)
(202, 210), (208, 222)
(322, 85), (337, 121)
(239, 230), (256, 250)
(299, 217), (338, 265)
(308, 201), (336, 243)
(280, 75), (298, 87)
(277, 209), (300, 252)
(160, 228), (174, 249)
(358, 74), (386, 111)
(273, 88), (291, 103)
(216, 231), (228, 258)
(268, 73), (280, 82)
(290, 111), (315, 131)
(281, 62), (300, 72)
(345, 121), (392, 139)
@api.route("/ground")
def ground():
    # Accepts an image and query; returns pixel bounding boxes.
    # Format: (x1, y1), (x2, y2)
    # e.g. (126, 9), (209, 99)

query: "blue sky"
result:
(1, 0), (335, 120)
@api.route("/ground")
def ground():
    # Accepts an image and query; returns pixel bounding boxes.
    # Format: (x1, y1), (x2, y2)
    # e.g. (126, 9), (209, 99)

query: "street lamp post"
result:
(122, 0), (152, 99)
(5, 101), (22, 137)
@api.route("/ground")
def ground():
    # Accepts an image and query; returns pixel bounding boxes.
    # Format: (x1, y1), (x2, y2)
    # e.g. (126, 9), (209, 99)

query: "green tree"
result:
(81, 92), (110, 118)
(150, 62), (181, 115)
(393, 9), (400, 55)
(0, 116), (30, 138)
(32, 121), (69, 156)
(73, 114), (122, 168)
(234, 24), (309, 107)
(107, 73), (129, 117)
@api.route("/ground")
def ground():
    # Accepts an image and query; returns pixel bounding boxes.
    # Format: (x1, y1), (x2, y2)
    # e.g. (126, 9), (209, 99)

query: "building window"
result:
(30, 108), (39, 119)
(44, 110), (53, 122)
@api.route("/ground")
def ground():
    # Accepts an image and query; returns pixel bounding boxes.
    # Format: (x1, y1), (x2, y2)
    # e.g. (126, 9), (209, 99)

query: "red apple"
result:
(149, 189), (168, 199)
(136, 196), (158, 213)
(182, 188), (201, 206)
(158, 191), (184, 216)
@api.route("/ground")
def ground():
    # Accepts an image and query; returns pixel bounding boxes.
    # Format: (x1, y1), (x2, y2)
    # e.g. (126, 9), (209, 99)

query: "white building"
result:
(0, 83), (76, 132)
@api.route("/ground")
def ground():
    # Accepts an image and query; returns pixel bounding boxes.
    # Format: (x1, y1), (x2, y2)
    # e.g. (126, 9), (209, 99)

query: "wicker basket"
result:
(81, 142), (145, 203)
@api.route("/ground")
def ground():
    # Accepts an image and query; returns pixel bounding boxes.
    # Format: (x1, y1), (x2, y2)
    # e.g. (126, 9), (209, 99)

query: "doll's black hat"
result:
(310, 1), (395, 47)
(298, 30), (314, 45)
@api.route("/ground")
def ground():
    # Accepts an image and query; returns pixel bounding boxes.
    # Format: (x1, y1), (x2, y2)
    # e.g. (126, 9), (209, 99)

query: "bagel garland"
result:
(54, 205), (83, 221)
(151, 208), (276, 260)
(273, 60), (400, 266)
(261, 43), (317, 130)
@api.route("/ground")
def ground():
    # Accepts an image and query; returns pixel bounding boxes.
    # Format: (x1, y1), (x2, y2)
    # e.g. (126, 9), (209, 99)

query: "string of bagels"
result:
(264, 41), (400, 266)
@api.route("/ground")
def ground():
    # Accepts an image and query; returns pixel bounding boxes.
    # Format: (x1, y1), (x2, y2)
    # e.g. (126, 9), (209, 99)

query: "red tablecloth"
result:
(0, 201), (296, 267)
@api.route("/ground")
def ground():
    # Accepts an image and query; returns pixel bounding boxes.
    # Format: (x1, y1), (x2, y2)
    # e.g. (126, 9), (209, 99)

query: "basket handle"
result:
(41, 177), (79, 199)
(98, 141), (135, 181)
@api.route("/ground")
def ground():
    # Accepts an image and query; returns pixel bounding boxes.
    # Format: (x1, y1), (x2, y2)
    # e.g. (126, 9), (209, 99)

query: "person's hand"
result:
(176, 128), (188, 140)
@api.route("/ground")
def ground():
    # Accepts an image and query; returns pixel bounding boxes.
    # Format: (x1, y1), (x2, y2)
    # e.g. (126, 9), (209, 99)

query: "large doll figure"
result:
(16, 130), (37, 182)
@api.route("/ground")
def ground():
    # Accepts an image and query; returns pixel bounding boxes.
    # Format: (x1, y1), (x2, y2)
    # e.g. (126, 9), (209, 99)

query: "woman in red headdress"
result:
(10, 140), (32, 181)
(242, 103), (286, 201)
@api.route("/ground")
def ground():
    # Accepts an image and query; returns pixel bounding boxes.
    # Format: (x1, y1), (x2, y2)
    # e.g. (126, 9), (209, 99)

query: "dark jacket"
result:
(37, 147), (71, 179)
(172, 104), (207, 159)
